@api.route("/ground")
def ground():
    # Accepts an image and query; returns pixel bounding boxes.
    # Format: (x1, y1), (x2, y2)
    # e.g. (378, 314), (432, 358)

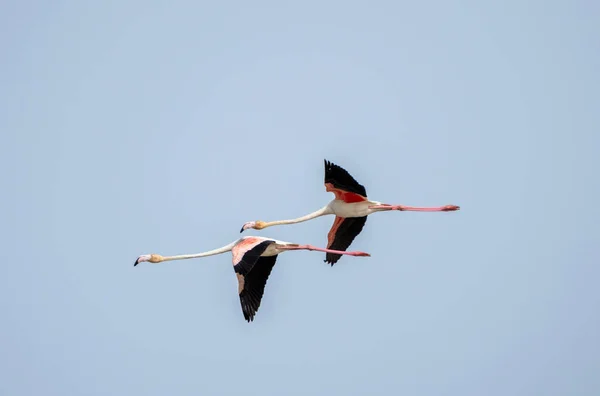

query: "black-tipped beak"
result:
(240, 226), (244, 233)
(134, 258), (140, 266)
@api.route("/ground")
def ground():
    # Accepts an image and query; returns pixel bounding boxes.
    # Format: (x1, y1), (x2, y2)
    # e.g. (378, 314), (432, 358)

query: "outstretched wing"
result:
(324, 159), (368, 202)
(238, 255), (278, 322)
(325, 215), (368, 265)
(232, 239), (278, 322)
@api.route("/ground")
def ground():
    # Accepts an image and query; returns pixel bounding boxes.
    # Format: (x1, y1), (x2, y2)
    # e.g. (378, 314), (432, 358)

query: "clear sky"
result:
(2, 1), (599, 395)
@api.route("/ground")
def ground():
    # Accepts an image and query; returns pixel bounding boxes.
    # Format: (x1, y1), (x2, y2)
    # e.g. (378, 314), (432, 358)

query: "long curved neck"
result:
(263, 205), (332, 228)
(161, 241), (238, 262)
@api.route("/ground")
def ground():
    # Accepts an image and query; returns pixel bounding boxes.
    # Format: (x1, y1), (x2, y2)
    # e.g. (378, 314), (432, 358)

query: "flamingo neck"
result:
(160, 241), (238, 262)
(263, 205), (332, 227)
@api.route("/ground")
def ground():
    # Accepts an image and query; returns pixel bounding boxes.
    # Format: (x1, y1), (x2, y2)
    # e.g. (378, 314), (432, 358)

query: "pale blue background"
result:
(2, 1), (599, 395)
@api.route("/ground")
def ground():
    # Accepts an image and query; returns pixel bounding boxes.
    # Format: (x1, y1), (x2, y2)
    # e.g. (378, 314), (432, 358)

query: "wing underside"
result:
(325, 215), (368, 265)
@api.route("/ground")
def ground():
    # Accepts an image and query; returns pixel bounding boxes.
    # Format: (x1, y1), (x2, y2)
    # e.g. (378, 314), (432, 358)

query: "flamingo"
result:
(134, 236), (370, 322)
(241, 159), (460, 265)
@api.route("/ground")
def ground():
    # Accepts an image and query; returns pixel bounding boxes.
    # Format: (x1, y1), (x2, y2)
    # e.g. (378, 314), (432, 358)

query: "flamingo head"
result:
(134, 254), (164, 266)
(240, 220), (267, 233)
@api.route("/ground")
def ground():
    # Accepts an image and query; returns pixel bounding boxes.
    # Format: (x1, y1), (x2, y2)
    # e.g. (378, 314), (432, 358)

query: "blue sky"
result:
(2, 1), (599, 395)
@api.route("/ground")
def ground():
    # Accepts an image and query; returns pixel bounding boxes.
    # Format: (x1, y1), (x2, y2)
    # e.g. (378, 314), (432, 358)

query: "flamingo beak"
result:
(134, 254), (151, 266)
(240, 222), (255, 233)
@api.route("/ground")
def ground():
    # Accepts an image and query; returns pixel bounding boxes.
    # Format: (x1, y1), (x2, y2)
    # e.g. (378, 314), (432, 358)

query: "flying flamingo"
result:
(241, 159), (460, 265)
(134, 236), (370, 322)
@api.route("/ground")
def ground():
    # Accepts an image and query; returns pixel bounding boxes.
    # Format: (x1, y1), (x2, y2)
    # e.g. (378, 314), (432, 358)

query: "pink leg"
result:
(279, 245), (370, 257)
(369, 204), (460, 212)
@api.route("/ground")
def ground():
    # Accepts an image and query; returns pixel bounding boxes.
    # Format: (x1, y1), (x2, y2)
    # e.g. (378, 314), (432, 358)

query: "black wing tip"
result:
(241, 303), (255, 322)
(323, 159), (367, 197)
(243, 307), (256, 322)
(324, 257), (340, 266)
(239, 290), (259, 323)
(325, 158), (340, 170)
(237, 253), (278, 323)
